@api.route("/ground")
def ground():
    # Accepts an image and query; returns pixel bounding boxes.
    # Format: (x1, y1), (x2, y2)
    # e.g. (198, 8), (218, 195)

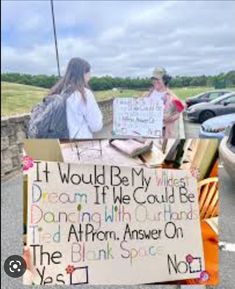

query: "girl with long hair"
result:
(49, 57), (103, 138)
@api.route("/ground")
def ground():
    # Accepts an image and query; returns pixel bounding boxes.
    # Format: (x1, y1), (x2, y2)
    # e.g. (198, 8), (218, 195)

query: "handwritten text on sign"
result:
(113, 97), (164, 137)
(26, 161), (204, 285)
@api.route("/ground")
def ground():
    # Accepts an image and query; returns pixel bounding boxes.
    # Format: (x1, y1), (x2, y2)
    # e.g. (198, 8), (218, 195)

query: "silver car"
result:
(186, 92), (235, 123)
(219, 122), (235, 181)
(199, 113), (235, 139)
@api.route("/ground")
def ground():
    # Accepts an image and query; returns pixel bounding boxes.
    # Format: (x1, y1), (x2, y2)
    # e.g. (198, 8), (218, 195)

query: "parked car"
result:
(185, 92), (235, 123)
(219, 122), (235, 181)
(185, 90), (231, 107)
(199, 113), (235, 139)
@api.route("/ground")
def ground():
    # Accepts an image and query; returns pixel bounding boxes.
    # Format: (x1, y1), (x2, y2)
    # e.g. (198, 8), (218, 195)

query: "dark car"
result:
(185, 90), (231, 107)
(186, 92), (235, 123)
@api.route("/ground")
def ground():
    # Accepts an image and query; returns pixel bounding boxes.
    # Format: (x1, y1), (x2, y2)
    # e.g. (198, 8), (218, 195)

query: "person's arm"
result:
(84, 90), (103, 132)
(163, 91), (185, 123)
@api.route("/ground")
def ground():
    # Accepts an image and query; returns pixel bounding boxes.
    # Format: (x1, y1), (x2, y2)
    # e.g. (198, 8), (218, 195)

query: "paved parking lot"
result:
(184, 119), (201, 138)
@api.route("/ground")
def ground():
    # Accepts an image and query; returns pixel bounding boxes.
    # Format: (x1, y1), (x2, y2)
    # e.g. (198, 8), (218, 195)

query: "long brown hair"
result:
(49, 57), (91, 101)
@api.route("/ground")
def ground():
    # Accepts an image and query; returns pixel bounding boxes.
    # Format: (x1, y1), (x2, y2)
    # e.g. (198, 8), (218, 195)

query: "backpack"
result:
(27, 93), (70, 139)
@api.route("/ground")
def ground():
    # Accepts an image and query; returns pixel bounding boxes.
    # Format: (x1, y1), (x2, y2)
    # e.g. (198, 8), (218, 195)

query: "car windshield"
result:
(210, 93), (235, 104)
(191, 92), (206, 99)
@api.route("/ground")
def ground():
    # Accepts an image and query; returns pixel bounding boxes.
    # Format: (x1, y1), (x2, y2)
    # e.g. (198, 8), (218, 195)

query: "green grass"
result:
(1, 81), (234, 116)
(171, 87), (212, 100)
(96, 87), (219, 101)
(2, 82), (48, 116)
(95, 89), (144, 101)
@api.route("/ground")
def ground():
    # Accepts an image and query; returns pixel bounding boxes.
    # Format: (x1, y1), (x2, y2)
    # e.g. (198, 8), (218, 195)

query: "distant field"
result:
(1, 81), (233, 116)
(1, 82), (142, 116)
(2, 82), (48, 116)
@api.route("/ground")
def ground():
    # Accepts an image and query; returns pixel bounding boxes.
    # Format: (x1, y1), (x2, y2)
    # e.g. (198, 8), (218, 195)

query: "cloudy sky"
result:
(2, 0), (235, 77)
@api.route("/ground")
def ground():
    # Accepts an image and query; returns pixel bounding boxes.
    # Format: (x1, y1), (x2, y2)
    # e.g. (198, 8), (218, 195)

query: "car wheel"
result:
(199, 110), (215, 123)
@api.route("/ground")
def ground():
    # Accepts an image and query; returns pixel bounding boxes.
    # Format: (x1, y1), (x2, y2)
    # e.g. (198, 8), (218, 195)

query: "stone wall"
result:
(1, 99), (113, 179)
(1, 114), (30, 179)
(99, 98), (113, 125)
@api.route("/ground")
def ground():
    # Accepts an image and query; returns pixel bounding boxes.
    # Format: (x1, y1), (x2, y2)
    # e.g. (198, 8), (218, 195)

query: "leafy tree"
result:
(2, 71), (234, 90)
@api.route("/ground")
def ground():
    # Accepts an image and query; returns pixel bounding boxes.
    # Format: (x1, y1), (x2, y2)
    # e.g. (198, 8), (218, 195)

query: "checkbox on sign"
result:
(70, 266), (89, 285)
(189, 257), (202, 273)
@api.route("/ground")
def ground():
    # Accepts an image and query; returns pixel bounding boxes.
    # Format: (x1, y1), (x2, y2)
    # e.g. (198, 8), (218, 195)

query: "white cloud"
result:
(2, 0), (235, 76)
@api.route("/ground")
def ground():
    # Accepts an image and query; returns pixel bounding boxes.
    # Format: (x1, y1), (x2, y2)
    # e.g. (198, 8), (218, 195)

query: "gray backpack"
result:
(27, 93), (70, 139)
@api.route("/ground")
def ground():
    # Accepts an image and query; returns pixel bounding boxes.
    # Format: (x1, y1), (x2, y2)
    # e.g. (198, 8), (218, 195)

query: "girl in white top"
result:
(49, 57), (103, 139)
(66, 87), (103, 139)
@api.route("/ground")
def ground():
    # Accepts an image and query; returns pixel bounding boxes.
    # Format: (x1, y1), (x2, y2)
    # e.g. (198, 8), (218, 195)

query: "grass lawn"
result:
(2, 82), (48, 116)
(2, 81), (233, 116)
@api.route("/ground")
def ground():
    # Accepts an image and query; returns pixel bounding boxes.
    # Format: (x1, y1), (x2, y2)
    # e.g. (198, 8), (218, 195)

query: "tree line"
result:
(1, 71), (235, 90)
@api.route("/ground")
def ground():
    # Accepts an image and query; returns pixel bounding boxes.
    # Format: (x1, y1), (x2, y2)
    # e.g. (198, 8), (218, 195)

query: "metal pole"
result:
(50, 0), (61, 77)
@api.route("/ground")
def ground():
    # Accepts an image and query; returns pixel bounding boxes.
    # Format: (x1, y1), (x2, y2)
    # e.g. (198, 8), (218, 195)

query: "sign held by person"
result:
(113, 97), (164, 137)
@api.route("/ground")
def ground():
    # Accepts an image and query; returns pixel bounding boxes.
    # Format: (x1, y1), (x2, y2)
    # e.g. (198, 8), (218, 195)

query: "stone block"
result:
(2, 149), (12, 160)
(12, 156), (21, 168)
(1, 158), (13, 174)
(9, 114), (30, 123)
(1, 125), (15, 137)
(16, 130), (26, 142)
(1, 136), (9, 150)
(2, 164), (14, 176)
(9, 134), (17, 146)
(18, 143), (24, 153)
(10, 145), (20, 157)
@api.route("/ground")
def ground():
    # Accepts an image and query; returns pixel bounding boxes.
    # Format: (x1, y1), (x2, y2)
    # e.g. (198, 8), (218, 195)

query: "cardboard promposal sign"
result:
(26, 161), (205, 285)
(113, 97), (164, 137)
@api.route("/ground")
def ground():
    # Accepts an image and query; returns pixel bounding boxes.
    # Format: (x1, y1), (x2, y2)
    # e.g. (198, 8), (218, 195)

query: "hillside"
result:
(1, 82), (143, 116)
(2, 82), (48, 116)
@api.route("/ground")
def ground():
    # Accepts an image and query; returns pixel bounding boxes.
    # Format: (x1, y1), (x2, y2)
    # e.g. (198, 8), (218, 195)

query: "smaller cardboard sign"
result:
(113, 97), (164, 137)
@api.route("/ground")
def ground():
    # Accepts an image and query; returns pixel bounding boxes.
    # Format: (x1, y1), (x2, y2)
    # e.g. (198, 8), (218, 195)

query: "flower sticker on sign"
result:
(186, 254), (194, 264)
(66, 265), (75, 274)
(23, 156), (34, 171)
(190, 166), (200, 180)
(199, 270), (210, 282)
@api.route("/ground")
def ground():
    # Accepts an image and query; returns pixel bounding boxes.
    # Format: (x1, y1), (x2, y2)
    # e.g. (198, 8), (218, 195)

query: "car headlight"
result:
(202, 126), (225, 133)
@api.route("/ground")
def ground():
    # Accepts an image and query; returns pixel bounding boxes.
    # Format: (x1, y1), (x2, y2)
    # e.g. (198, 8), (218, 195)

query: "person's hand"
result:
(23, 246), (33, 272)
(164, 112), (180, 124)
(23, 246), (34, 285)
